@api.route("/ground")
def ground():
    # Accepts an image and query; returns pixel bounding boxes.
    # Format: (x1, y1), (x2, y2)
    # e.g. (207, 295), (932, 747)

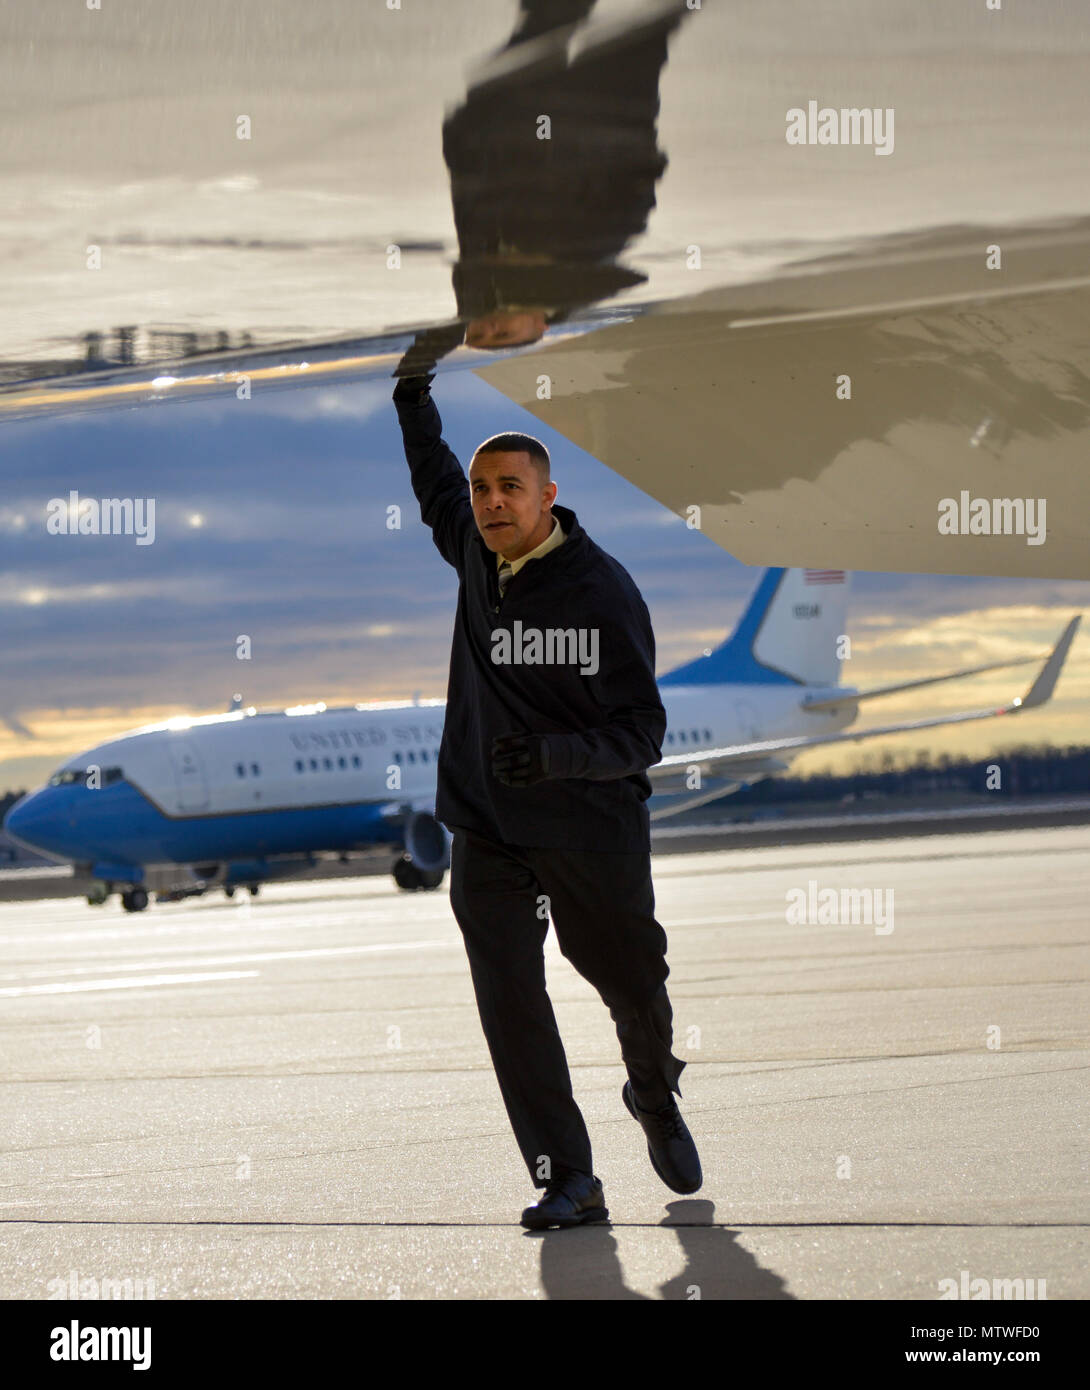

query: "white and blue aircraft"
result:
(3, 567), (1079, 912)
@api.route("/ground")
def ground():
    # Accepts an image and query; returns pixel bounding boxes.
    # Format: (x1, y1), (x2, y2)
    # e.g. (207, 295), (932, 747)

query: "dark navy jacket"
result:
(394, 387), (666, 851)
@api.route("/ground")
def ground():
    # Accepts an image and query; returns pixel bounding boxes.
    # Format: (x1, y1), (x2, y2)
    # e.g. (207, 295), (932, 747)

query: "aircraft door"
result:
(168, 738), (211, 812)
(734, 700), (762, 743)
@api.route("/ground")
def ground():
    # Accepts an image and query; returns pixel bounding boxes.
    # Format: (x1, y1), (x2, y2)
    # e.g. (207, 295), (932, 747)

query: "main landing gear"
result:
(392, 855), (445, 892)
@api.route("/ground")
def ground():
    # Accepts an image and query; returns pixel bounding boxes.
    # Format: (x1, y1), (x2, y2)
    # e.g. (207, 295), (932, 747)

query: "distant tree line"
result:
(726, 743), (1090, 805)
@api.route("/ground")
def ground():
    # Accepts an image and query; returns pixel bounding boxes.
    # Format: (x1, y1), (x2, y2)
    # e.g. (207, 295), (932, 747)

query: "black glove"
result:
(392, 372), (435, 406)
(491, 733), (551, 788)
(392, 322), (467, 383)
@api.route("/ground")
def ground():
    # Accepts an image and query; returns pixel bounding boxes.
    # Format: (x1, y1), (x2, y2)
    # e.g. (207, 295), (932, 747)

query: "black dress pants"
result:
(448, 826), (686, 1186)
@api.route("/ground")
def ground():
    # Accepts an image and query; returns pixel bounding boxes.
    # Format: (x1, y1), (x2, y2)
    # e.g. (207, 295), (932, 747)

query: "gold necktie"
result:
(498, 561), (513, 597)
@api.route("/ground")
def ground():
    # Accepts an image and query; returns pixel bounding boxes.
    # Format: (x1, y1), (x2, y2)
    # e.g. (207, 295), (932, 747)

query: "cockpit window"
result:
(49, 769), (88, 786)
(48, 766), (123, 787)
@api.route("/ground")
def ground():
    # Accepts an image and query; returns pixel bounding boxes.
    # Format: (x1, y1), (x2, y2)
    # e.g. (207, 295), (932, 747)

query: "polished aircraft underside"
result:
(3, 0), (1087, 577)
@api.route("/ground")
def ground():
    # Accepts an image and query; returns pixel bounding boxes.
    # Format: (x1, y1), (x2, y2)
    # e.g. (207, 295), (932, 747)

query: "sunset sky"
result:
(2, 368), (1088, 796)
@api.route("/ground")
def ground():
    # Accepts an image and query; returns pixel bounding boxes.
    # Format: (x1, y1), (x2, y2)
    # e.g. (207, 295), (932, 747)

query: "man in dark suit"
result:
(393, 371), (701, 1229)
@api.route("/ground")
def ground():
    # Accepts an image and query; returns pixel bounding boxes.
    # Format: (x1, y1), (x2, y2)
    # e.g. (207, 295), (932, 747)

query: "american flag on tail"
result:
(803, 569), (845, 585)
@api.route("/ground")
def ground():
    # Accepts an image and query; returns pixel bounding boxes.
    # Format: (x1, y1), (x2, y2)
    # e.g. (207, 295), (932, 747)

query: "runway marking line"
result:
(0, 939), (444, 986)
(0, 970), (260, 998)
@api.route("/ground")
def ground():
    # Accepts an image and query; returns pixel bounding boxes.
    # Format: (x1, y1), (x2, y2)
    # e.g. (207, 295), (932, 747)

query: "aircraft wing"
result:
(650, 616), (1081, 778)
(476, 219), (1090, 581)
(5, 7), (1089, 581)
(800, 654), (1046, 713)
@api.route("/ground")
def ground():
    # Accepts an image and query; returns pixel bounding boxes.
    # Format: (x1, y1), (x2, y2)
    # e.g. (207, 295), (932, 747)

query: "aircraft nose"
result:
(3, 795), (30, 838)
(3, 791), (59, 854)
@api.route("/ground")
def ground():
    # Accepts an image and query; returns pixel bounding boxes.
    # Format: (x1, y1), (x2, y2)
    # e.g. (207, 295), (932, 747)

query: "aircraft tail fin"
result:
(659, 567), (851, 688)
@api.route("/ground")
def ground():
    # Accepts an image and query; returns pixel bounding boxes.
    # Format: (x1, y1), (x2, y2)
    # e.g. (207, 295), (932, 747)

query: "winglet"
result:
(1016, 616), (1081, 710)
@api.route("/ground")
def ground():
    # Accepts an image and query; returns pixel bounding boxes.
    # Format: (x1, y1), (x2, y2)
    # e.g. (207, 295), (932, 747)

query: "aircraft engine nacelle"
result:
(402, 812), (451, 872)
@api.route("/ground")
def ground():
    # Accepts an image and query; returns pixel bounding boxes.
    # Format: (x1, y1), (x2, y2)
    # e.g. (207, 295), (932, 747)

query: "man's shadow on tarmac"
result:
(528, 1200), (794, 1300)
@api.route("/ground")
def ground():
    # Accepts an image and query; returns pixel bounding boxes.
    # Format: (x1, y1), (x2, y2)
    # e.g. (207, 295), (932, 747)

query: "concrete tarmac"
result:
(0, 825), (1087, 1300)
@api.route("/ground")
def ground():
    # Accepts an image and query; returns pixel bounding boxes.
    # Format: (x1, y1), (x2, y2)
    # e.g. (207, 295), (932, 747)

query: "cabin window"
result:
(704, 728), (712, 741)
(309, 758), (318, 772)
(352, 755), (361, 768)
(420, 749), (429, 763)
(678, 730), (686, 743)
(251, 763), (260, 776)
(235, 763), (245, 777)
(295, 760), (304, 773)
(408, 750), (417, 764)
(665, 732), (674, 745)
(323, 757), (332, 770)
(338, 756), (346, 770)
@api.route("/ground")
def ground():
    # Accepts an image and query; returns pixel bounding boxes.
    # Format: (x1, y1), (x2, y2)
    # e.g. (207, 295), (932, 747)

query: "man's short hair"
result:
(472, 432), (551, 483)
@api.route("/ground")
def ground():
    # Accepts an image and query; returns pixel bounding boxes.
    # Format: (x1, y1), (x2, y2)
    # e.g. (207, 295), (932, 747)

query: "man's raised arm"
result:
(392, 373), (474, 572)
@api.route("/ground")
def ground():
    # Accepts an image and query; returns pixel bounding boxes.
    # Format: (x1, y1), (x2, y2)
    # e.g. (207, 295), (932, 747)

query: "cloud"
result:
(2, 371), (1088, 790)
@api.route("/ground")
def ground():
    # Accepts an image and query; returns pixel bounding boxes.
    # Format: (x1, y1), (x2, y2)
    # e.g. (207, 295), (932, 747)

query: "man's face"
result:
(465, 309), (547, 350)
(469, 450), (557, 559)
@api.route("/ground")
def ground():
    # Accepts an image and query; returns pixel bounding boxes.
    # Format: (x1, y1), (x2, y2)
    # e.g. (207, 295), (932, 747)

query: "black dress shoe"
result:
(520, 1171), (610, 1230)
(622, 1081), (702, 1194)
